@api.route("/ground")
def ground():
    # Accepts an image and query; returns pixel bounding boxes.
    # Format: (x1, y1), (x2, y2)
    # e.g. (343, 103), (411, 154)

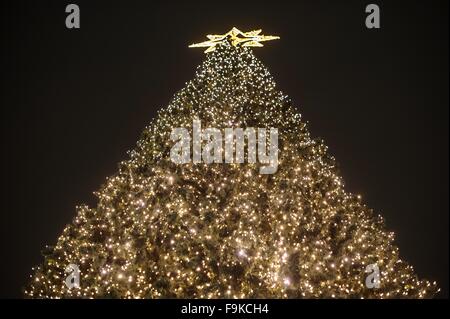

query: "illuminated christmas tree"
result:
(25, 28), (437, 298)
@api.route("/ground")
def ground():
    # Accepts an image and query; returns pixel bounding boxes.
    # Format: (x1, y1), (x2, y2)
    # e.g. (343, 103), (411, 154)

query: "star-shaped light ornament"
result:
(189, 27), (280, 53)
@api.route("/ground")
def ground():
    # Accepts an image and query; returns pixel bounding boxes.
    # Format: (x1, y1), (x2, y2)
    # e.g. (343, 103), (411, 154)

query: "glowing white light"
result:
(238, 249), (247, 257)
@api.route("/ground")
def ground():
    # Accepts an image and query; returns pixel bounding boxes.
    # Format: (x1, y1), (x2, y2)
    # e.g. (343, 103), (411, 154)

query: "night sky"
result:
(0, 0), (448, 298)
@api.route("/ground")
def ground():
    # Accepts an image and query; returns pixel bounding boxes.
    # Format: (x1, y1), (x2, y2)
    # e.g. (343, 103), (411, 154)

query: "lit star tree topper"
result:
(189, 27), (280, 53)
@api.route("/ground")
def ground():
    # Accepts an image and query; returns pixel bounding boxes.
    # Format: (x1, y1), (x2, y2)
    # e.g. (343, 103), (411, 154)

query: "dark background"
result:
(0, 0), (448, 298)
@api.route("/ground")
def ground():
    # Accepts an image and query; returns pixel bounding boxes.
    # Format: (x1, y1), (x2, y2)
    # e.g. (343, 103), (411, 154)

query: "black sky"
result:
(0, 0), (448, 298)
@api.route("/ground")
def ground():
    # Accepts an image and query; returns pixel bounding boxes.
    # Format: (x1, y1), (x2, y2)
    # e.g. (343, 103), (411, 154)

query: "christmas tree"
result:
(25, 28), (437, 298)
